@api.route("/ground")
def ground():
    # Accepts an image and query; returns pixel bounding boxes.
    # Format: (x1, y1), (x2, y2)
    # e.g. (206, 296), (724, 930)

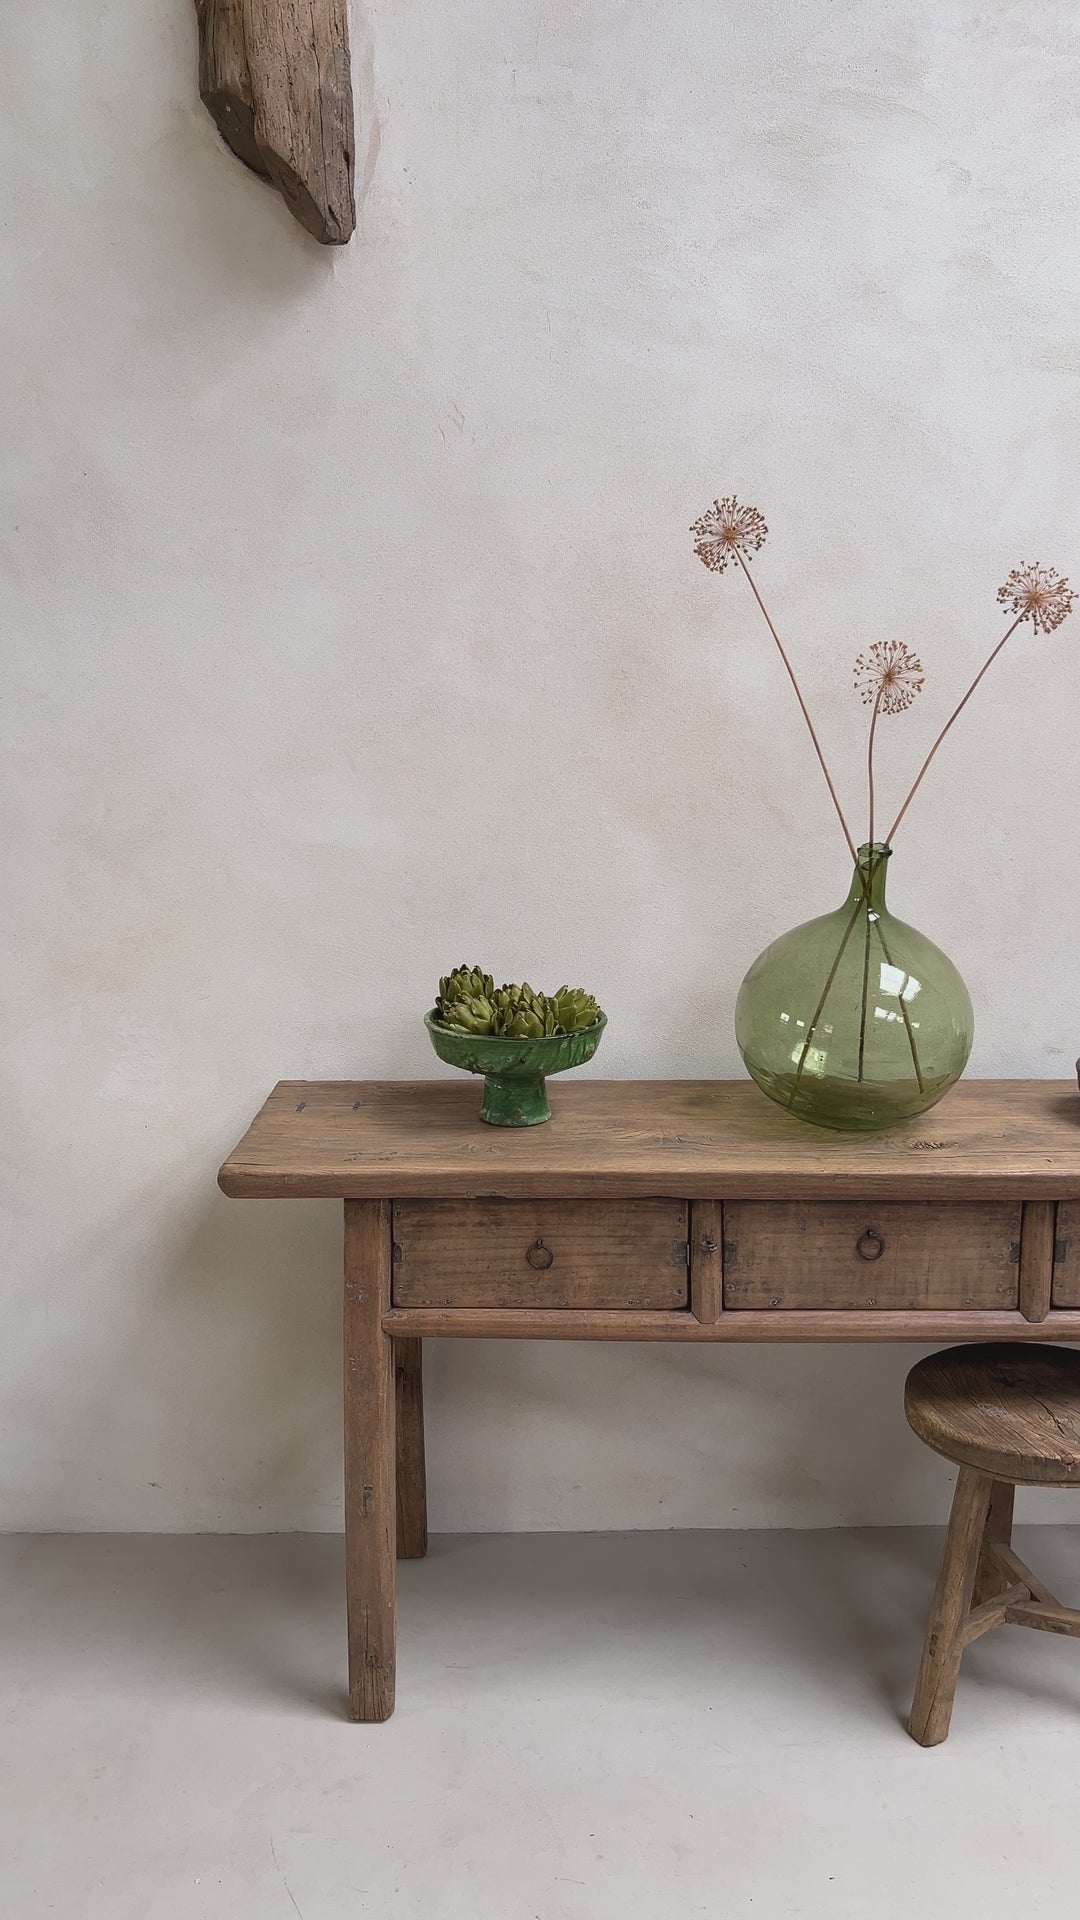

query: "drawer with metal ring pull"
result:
(719, 1201), (1021, 1311)
(391, 1200), (690, 1310)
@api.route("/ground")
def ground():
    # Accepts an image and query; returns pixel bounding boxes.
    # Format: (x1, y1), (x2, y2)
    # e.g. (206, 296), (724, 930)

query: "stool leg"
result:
(972, 1478), (1015, 1607)
(909, 1465), (993, 1747)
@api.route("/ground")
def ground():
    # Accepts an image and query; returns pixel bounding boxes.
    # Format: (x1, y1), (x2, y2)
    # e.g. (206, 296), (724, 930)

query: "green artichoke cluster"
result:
(434, 966), (603, 1039)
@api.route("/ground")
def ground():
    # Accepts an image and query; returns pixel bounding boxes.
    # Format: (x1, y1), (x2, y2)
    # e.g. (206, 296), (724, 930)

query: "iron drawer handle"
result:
(856, 1228), (885, 1263)
(526, 1238), (554, 1270)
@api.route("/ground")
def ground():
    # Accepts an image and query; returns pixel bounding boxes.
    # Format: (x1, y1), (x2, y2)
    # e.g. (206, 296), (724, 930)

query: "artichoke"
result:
(550, 986), (603, 1033)
(497, 1006), (548, 1039)
(490, 982), (558, 1038)
(440, 994), (495, 1034)
(435, 965), (494, 1024)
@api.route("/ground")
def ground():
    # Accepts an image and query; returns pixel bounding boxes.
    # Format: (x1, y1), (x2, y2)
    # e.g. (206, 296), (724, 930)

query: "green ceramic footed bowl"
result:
(425, 1010), (607, 1125)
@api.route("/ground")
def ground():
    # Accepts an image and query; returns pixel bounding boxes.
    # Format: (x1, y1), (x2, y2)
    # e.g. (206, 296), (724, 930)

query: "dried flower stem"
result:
(857, 918), (872, 1084)
(867, 690), (882, 852)
(875, 913), (925, 1093)
(735, 551), (857, 864)
(857, 691), (884, 1081)
(886, 616), (1023, 844)
(788, 898), (862, 1100)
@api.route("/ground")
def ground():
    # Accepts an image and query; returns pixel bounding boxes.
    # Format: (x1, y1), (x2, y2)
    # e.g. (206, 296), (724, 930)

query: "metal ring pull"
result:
(526, 1238), (553, 1270)
(856, 1228), (885, 1263)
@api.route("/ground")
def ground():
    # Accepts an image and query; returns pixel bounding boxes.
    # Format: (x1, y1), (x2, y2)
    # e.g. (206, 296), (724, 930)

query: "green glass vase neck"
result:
(844, 842), (891, 913)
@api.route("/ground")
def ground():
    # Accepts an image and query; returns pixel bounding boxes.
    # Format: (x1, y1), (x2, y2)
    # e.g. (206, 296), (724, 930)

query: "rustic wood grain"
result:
(195, 0), (265, 173)
(391, 1200), (688, 1310)
(343, 1200), (395, 1720)
(1018, 1201), (1057, 1322)
(243, 0), (355, 242)
(195, 0), (355, 244)
(908, 1464), (993, 1746)
(961, 1580), (1030, 1645)
(991, 1544), (1063, 1608)
(381, 1305), (1080, 1342)
(971, 1478), (1015, 1607)
(721, 1201), (1019, 1312)
(689, 1200), (723, 1324)
(218, 1080), (1080, 1202)
(1003, 1598), (1080, 1637)
(1053, 1200), (1079, 1306)
(907, 1459), (1080, 1740)
(219, 1079), (1080, 1728)
(394, 1337), (427, 1560)
(907, 1354), (1080, 1740)
(905, 1342), (1080, 1484)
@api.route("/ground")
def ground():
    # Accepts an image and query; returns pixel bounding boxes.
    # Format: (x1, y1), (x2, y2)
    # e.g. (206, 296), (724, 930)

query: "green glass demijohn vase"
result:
(735, 844), (973, 1131)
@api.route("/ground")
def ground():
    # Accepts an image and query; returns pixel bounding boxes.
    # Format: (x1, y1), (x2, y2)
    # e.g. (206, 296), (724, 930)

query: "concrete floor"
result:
(2, 1529), (1079, 1918)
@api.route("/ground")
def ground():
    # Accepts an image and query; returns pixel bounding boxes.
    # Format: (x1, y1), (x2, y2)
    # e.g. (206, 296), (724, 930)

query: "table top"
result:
(218, 1079), (1080, 1202)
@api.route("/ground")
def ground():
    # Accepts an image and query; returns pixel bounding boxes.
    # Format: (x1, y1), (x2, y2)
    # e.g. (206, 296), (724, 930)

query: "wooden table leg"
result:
(343, 1199), (396, 1721)
(908, 1464), (992, 1747)
(395, 1337), (428, 1559)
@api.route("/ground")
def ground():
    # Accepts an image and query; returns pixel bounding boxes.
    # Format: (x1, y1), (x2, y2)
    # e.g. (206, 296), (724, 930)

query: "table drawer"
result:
(392, 1200), (689, 1309)
(721, 1202), (1020, 1311)
(1053, 1202), (1079, 1306)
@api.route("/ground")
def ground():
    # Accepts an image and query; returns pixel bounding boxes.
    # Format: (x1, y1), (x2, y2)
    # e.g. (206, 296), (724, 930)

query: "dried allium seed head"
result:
(996, 563), (1075, 634)
(690, 496), (768, 573)
(853, 640), (925, 715)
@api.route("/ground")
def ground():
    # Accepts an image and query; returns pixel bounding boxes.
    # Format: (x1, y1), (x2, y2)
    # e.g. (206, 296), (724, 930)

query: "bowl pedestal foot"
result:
(480, 1071), (550, 1126)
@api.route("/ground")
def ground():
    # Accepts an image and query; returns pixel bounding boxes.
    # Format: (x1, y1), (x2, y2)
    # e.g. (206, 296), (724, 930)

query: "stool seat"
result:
(905, 1341), (1080, 1486)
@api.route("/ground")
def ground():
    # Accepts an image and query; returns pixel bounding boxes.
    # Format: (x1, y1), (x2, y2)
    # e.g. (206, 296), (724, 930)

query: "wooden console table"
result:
(218, 1078), (1080, 1720)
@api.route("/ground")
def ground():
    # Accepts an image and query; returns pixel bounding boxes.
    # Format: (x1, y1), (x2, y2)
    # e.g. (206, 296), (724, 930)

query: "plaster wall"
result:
(3, 0), (1079, 1528)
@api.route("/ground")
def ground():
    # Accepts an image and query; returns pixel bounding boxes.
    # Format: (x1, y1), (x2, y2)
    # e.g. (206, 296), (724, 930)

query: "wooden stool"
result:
(904, 1342), (1080, 1745)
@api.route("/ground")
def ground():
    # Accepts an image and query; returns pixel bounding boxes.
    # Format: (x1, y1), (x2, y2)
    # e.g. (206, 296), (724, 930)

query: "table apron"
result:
(382, 1307), (1080, 1343)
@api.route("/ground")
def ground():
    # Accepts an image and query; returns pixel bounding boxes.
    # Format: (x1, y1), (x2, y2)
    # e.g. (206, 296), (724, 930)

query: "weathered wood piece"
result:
(689, 1200), (723, 1325)
(343, 1200), (395, 1720)
(391, 1199), (689, 1310)
(382, 1306), (1080, 1342)
(218, 1080), (1080, 1203)
(905, 1342), (1080, 1484)
(971, 1477), (1015, 1606)
(906, 1344), (1080, 1743)
(908, 1464), (993, 1746)
(1018, 1200), (1057, 1322)
(722, 1200), (1019, 1313)
(244, 0), (355, 242)
(1003, 1597), (1080, 1637)
(195, 0), (265, 173)
(961, 1581), (1029, 1644)
(216, 1082), (1080, 1721)
(394, 1337), (428, 1560)
(909, 1502), (1080, 1741)
(1053, 1200), (1079, 1306)
(991, 1544), (1062, 1608)
(194, 0), (355, 244)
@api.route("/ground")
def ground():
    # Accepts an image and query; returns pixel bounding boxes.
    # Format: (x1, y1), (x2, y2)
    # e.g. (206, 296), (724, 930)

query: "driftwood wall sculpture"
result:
(195, 0), (355, 245)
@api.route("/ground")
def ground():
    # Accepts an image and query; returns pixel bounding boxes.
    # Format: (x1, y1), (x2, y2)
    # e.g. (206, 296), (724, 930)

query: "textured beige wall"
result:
(3, 1), (1079, 1530)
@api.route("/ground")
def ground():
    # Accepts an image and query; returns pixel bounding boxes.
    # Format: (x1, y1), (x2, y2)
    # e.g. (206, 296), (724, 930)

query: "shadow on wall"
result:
(8, 1176), (343, 1535)
(170, 1188), (346, 1524)
(421, 1334), (954, 1532)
